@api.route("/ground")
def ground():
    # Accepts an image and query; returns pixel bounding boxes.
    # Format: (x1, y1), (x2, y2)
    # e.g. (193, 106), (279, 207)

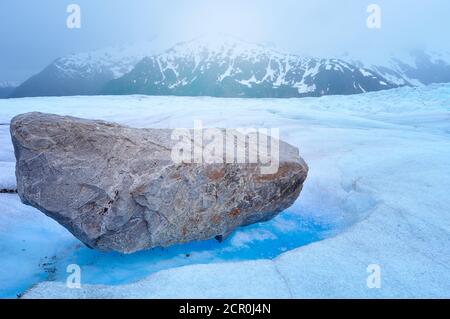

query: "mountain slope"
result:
(103, 37), (397, 98)
(0, 81), (19, 98)
(10, 36), (450, 99)
(10, 43), (155, 98)
(344, 50), (450, 87)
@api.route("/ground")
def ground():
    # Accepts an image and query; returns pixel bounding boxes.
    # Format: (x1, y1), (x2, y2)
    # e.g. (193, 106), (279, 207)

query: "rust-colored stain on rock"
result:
(206, 169), (225, 181)
(228, 208), (241, 218)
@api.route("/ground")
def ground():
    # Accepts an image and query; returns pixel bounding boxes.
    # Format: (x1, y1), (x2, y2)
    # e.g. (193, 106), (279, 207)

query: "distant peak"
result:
(0, 80), (19, 88)
(165, 34), (287, 58)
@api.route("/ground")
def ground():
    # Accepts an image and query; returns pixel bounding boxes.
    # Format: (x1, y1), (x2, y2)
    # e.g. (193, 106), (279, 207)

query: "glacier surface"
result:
(0, 84), (449, 298)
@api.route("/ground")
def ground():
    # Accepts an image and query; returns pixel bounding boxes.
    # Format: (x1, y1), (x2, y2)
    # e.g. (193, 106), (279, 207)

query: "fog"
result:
(1, 0), (449, 82)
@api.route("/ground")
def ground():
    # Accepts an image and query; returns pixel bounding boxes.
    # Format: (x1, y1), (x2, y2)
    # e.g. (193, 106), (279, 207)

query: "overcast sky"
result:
(1, 0), (450, 82)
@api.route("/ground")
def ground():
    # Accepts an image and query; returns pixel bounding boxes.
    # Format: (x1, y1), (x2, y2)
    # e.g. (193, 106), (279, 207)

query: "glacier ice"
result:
(0, 84), (449, 298)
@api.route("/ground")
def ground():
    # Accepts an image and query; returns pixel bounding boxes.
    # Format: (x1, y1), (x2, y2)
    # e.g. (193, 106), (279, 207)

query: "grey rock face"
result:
(10, 112), (308, 253)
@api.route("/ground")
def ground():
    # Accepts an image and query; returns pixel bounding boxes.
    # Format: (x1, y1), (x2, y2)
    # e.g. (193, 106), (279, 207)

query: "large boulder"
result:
(10, 112), (308, 253)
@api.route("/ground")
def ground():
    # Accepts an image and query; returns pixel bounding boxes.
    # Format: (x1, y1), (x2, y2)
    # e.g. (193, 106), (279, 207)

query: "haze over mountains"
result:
(6, 36), (450, 99)
(10, 42), (155, 99)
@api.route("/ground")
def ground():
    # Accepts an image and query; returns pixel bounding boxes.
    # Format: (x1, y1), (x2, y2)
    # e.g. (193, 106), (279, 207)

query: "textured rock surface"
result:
(10, 112), (308, 253)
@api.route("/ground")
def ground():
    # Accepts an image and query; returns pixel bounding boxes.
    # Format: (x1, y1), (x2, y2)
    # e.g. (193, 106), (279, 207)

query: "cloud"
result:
(1, 0), (449, 81)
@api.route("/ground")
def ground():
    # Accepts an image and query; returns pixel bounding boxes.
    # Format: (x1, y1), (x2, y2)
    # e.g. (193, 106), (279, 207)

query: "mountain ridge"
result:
(8, 36), (450, 99)
(102, 36), (397, 98)
(0, 81), (19, 99)
(9, 41), (156, 98)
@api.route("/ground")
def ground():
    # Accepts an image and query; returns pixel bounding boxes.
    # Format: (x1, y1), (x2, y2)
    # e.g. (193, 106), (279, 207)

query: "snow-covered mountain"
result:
(0, 81), (19, 98)
(8, 36), (450, 99)
(343, 50), (450, 87)
(103, 36), (397, 98)
(10, 42), (156, 98)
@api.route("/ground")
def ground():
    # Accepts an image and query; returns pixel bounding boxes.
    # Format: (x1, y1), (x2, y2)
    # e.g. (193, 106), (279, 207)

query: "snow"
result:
(0, 81), (19, 88)
(0, 124), (16, 190)
(23, 260), (291, 299)
(0, 195), (77, 298)
(167, 34), (289, 61)
(342, 49), (450, 87)
(295, 82), (316, 94)
(359, 68), (374, 77)
(238, 75), (258, 88)
(0, 162), (15, 190)
(53, 40), (158, 80)
(0, 84), (449, 298)
(147, 35), (375, 95)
